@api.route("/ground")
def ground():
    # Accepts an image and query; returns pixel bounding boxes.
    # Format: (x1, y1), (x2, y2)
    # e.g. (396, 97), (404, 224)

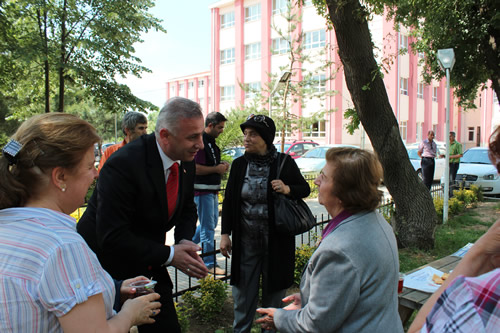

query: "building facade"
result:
(166, 0), (499, 149)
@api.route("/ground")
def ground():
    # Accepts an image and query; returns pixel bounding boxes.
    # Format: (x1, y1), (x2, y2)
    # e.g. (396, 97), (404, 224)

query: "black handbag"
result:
(273, 154), (316, 235)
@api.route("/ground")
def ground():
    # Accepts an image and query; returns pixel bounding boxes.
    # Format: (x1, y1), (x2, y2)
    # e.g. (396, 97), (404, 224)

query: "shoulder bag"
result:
(273, 153), (316, 235)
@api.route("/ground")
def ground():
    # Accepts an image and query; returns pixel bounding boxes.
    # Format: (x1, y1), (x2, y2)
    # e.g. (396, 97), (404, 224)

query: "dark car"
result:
(274, 140), (319, 159)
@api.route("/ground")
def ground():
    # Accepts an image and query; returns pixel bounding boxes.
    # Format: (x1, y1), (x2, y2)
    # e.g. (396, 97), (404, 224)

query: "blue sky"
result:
(121, 1), (215, 109)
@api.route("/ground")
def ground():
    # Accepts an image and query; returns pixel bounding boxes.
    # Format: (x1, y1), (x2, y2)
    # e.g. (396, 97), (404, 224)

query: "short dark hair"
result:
(325, 147), (383, 213)
(450, 131), (456, 137)
(122, 111), (147, 135)
(205, 112), (227, 127)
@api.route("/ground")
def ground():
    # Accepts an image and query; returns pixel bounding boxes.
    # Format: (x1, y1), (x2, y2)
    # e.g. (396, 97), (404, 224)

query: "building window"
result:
(198, 80), (204, 88)
(179, 83), (185, 91)
(245, 42), (261, 60)
(272, 0), (288, 14)
(432, 87), (438, 102)
(221, 12), (235, 29)
(245, 82), (261, 99)
(303, 0), (313, 6)
(468, 127), (475, 141)
(199, 97), (204, 106)
(220, 85), (235, 101)
(416, 122), (422, 141)
(245, 4), (261, 22)
(400, 78), (408, 96)
(494, 93), (499, 105)
(170, 86), (175, 93)
(272, 37), (290, 54)
(399, 34), (408, 50)
(417, 83), (424, 99)
(220, 48), (235, 65)
(188, 82), (194, 89)
(304, 30), (326, 49)
(400, 121), (407, 141)
(304, 121), (326, 138)
(308, 74), (326, 92)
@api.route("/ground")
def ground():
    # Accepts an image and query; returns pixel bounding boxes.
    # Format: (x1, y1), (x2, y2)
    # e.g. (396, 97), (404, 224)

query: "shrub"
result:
(453, 188), (477, 207)
(175, 302), (191, 333)
(294, 243), (317, 285)
(469, 184), (484, 202)
(448, 197), (464, 215)
(182, 276), (228, 323)
(434, 198), (444, 220)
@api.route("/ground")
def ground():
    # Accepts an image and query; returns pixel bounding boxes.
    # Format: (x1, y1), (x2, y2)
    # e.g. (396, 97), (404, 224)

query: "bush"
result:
(448, 197), (464, 215)
(182, 276), (228, 323)
(175, 302), (191, 333)
(469, 184), (484, 202)
(453, 188), (477, 207)
(294, 243), (317, 285)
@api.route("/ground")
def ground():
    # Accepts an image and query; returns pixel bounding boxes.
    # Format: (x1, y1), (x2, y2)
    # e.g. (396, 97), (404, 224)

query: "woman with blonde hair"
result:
(0, 113), (160, 332)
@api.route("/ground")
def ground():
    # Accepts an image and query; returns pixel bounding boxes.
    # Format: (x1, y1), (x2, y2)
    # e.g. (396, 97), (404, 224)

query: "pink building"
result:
(166, 0), (498, 149)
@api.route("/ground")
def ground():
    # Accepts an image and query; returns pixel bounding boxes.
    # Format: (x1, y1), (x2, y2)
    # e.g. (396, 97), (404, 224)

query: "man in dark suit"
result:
(77, 97), (209, 332)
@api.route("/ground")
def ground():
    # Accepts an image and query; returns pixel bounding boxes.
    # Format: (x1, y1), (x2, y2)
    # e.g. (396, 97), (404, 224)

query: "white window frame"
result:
(304, 30), (326, 49)
(179, 83), (185, 91)
(468, 127), (475, 141)
(272, 37), (290, 54)
(245, 82), (261, 99)
(220, 48), (235, 65)
(400, 121), (407, 141)
(400, 78), (408, 96)
(245, 42), (261, 60)
(399, 34), (408, 49)
(272, 0), (288, 15)
(220, 85), (235, 101)
(245, 4), (261, 22)
(221, 12), (235, 29)
(198, 80), (204, 88)
(417, 83), (424, 99)
(304, 120), (326, 138)
(433, 87), (438, 102)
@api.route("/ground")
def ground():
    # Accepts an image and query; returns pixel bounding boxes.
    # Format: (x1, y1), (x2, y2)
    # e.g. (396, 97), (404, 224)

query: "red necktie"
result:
(166, 163), (179, 220)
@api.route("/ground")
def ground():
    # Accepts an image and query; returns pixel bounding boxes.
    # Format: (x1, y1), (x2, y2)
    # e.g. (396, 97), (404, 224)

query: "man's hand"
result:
(171, 240), (208, 279)
(255, 308), (277, 331)
(220, 234), (232, 258)
(217, 161), (230, 175)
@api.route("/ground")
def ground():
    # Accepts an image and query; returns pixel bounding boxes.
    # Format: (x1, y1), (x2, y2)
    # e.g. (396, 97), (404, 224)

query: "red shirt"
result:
(97, 140), (126, 173)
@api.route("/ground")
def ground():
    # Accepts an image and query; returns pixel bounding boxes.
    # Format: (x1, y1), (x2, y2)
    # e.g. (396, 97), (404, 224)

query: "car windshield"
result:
(274, 144), (291, 153)
(303, 147), (327, 158)
(461, 149), (491, 164)
(407, 149), (420, 160)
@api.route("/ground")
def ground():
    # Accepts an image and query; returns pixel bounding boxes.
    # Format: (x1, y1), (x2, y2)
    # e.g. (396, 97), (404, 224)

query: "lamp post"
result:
(437, 48), (455, 223)
(268, 71), (292, 117)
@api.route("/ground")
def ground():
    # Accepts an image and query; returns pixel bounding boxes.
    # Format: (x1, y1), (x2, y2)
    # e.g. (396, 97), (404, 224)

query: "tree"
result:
(242, 1), (336, 149)
(309, 0), (438, 249)
(0, 0), (164, 115)
(378, 0), (500, 108)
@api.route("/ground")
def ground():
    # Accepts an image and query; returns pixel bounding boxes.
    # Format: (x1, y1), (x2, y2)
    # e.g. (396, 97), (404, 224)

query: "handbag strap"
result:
(276, 153), (286, 179)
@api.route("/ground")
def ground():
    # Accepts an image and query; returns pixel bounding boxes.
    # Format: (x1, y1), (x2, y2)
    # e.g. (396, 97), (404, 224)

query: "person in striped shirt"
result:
(0, 113), (161, 332)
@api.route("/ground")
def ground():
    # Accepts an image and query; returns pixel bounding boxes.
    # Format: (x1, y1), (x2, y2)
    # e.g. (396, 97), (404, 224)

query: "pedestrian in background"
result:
(448, 131), (463, 187)
(192, 111), (229, 275)
(418, 130), (442, 190)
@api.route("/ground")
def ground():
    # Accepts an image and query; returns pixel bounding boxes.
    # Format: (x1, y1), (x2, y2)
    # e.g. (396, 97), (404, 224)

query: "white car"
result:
(296, 144), (359, 176)
(450, 147), (500, 195)
(407, 148), (446, 181)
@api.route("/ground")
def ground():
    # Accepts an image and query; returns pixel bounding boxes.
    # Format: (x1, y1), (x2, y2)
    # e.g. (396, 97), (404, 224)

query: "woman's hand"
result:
(121, 292), (161, 326)
(271, 179), (290, 195)
(220, 234), (232, 258)
(282, 293), (302, 310)
(256, 308), (277, 331)
(120, 276), (150, 304)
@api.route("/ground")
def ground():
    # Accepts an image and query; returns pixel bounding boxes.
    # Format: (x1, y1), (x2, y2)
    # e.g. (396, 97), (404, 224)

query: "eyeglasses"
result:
(246, 114), (269, 128)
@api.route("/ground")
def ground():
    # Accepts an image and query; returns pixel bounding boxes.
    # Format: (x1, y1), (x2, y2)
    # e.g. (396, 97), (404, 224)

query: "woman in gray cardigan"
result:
(257, 147), (404, 333)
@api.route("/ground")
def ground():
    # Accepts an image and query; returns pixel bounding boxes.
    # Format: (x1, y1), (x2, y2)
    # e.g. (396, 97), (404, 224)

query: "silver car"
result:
(407, 148), (445, 181)
(296, 144), (358, 176)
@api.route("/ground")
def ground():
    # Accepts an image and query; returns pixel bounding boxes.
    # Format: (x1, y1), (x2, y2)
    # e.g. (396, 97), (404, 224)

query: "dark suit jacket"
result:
(77, 133), (197, 286)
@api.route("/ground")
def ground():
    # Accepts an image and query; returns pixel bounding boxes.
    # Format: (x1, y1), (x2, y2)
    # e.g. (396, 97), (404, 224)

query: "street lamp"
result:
(268, 71), (292, 117)
(437, 48), (455, 223)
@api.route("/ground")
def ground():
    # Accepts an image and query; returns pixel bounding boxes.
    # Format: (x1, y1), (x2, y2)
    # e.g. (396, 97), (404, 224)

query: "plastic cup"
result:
(398, 273), (405, 294)
(129, 280), (157, 297)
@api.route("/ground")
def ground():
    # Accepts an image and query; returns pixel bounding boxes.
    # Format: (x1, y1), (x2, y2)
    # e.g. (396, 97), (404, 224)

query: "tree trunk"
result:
(326, 0), (437, 249)
(57, 0), (68, 113)
(37, 8), (50, 113)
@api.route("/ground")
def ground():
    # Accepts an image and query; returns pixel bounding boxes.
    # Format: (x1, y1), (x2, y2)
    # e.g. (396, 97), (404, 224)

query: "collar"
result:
(155, 139), (180, 177)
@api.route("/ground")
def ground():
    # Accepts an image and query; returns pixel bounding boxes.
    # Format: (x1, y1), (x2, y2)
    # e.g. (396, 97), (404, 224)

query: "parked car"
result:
(406, 141), (447, 153)
(222, 146), (245, 161)
(274, 140), (319, 159)
(407, 148), (446, 181)
(441, 147), (500, 195)
(296, 144), (359, 176)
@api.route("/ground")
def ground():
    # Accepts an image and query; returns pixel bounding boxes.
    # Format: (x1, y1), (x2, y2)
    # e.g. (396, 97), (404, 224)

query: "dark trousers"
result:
(421, 157), (435, 190)
(450, 162), (460, 183)
(138, 281), (181, 333)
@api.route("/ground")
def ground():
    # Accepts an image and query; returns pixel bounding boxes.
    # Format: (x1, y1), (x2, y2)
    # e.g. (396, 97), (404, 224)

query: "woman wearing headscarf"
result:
(220, 114), (310, 332)
(256, 147), (403, 332)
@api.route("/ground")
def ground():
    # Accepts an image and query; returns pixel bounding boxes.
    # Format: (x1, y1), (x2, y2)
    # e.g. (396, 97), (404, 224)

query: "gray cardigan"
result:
(274, 211), (404, 333)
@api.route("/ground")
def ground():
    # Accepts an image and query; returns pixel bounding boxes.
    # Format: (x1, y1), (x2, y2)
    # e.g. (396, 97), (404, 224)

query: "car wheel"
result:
(417, 169), (423, 180)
